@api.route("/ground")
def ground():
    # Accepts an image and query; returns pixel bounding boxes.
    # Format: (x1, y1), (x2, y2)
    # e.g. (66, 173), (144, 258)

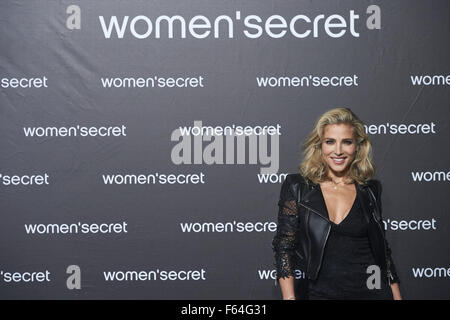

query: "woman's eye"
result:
(325, 140), (352, 145)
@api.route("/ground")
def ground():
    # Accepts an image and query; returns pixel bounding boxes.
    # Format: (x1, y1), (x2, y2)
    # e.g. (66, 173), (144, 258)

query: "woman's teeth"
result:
(332, 157), (346, 164)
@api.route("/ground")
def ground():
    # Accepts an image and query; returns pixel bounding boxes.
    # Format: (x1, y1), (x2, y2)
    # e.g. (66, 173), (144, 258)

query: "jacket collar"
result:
(298, 179), (372, 222)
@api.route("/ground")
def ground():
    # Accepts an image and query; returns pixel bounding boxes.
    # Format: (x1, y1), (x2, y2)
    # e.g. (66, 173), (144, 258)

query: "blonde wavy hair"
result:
(298, 107), (375, 185)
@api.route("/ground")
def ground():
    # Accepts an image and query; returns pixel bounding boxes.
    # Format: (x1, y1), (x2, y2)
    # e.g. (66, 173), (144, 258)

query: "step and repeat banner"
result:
(0, 0), (449, 299)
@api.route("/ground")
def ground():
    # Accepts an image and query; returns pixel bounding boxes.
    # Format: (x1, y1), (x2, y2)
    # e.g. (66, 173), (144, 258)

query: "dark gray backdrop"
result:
(0, 0), (449, 299)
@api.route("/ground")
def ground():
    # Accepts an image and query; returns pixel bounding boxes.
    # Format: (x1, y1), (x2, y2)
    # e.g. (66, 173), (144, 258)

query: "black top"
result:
(307, 187), (393, 300)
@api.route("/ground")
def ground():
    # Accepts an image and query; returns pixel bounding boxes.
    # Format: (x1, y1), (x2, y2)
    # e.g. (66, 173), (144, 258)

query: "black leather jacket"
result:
(272, 174), (400, 285)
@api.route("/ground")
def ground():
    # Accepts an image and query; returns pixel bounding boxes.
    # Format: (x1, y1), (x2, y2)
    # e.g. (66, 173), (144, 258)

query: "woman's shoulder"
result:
(279, 174), (310, 200)
(283, 173), (310, 186)
(363, 178), (382, 195)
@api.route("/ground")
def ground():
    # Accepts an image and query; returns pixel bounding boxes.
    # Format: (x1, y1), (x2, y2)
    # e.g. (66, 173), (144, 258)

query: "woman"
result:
(272, 107), (402, 300)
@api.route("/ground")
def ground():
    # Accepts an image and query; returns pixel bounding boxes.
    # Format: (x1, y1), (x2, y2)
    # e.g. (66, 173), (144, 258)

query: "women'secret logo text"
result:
(97, 6), (381, 39)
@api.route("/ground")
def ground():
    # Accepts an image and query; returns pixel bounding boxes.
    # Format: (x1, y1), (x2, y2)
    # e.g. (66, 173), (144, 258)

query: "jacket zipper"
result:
(298, 202), (328, 221)
(298, 202), (331, 280)
(304, 206), (312, 279)
(295, 249), (304, 260)
(315, 224), (331, 279)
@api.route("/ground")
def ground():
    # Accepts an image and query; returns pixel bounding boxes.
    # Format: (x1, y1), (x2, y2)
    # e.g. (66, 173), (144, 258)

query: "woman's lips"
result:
(331, 157), (346, 165)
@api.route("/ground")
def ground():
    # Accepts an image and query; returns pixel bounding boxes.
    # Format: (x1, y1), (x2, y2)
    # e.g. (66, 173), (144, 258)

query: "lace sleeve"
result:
(272, 175), (299, 280)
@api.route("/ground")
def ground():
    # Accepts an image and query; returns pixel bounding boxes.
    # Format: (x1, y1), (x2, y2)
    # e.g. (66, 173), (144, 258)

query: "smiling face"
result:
(321, 123), (357, 178)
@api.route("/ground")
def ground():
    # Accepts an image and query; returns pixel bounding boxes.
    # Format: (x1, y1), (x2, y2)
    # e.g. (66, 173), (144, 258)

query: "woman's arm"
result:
(272, 175), (300, 300)
(391, 283), (402, 300)
(374, 180), (402, 299)
(279, 276), (296, 300)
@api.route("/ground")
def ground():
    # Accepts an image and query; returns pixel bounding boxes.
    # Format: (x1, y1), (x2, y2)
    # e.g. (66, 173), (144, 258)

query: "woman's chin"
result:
(327, 164), (350, 175)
